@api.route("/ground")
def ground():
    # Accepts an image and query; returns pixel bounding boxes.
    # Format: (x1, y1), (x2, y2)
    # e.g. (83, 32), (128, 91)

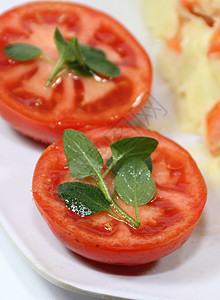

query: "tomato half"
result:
(0, 1), (152, 143)
(32, 126), (207, 265)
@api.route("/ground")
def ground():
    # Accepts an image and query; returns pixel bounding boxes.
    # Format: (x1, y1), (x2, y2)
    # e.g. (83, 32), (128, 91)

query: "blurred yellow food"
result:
(142, 0), (220, 181)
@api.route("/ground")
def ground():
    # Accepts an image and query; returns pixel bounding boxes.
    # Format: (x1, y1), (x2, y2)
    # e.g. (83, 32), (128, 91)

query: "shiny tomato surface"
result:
(0, 1), (152, 143)
(32, 126), (207, 265)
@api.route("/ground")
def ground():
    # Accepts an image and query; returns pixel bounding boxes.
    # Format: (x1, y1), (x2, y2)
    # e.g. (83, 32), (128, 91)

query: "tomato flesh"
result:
(32, 126), (207, 265)
(0, 2), (152, 143)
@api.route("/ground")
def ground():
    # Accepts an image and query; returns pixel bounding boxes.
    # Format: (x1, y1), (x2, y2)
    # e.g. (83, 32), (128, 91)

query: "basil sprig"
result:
(58, 129), (158, 228)
(3, 27), (120, 87)
(3, 43), (42, 61)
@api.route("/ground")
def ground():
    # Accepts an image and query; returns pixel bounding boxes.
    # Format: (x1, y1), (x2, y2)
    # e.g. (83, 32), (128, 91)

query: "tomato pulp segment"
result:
(32, 126), (207, 265)
(0, 1), (152, 143)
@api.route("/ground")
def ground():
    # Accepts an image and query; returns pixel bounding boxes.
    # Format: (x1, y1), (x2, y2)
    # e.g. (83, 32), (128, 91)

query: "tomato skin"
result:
(32, 126), (207, 265)
(0, 96), (86, 143)
(36, 203), (196, 265)
(0, 1), (152, 144)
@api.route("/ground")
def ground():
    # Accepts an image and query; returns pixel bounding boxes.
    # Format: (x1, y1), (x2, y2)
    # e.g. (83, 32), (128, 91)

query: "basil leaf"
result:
(107, 156), (153, 176)
(58, 182), (110, 216)
(63, 129), (103, 179)
(68, 62), (93, 77)
(106, 157), (121, 176)
(69, 37), (84, 65)
(3, 43), (42, 61)
(69, 40), (119, 77)
(54, 27), (75, 62)
(54, 27), (67, 55)
(83, 52), (120, 77)
(110, 136), (158, 165)
(80, 44), (106, 58)
(145, 157), (153, 173)
(114, 158), (155, 207)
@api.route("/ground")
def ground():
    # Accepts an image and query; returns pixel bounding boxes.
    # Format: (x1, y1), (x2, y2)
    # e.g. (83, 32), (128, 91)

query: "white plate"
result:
(0, 0), (220, 299)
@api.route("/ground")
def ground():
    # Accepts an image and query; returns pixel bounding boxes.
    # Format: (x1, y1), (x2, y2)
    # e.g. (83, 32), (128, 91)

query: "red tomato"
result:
(0, 2), (152, 143)
(32, 126), (207, 265)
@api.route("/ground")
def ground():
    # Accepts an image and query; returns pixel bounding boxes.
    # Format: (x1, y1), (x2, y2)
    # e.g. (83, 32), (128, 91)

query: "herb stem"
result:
(108, 209), (136, 228)
(96, 172), (140, 228)
(40, 54), (56, 66)
(96, 172), (113, 203)
(134, 205), (141, 226)
(111, 201), (140, 228)
(45, 57), (64, 87)
(71, 37), (85, 66)
(102, 159), (116, 178)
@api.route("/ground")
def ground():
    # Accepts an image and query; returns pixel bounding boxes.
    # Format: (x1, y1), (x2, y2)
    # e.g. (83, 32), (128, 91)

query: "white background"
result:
(0, 225), (99, 300)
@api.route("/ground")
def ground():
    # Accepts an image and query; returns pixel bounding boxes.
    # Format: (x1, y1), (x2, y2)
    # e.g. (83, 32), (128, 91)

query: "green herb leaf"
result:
(80, 44), (106, 58)
(54, 27), (75, 62)
(106, 157), (121, 176)
(68, 62), (93, 77)
(79, 43), (119, 77)
(58, 182), (110, 216)
(3, 43), (42, 61)
(54, 26), (68, 55)
(145, 157), (153, 172)
(110, 136), (158, 165)
(69, 37), (84, 65)
(106, 156), (153, 176)
(83, 51), (120, 77)
(63, 129), (103, 179)
(70, 39), (119, 77)
(114, 158), (155, 207)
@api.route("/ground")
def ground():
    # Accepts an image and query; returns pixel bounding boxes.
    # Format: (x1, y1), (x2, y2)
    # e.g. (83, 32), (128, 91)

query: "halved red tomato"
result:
(0, 1), (152, 143)
(32, 126), (207, 265)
